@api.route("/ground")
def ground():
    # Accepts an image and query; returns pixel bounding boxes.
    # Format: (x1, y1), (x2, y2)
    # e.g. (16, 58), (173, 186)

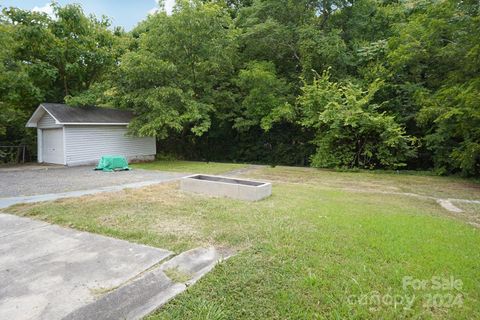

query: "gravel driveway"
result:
(0, 166), (185, 198)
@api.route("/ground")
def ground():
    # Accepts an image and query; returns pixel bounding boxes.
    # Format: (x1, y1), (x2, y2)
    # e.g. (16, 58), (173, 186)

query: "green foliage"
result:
(0, 3), (125, 153)
(156, 122), (315, 166)
(298, 71), (416, 169)
(388, 0), (480, 175)
(417, 79), (480, 176)
(1, 0), (479, 175)
(234, 61), (292, 131)
(299, 27), (349, 80)
(107, 0), (237, 138)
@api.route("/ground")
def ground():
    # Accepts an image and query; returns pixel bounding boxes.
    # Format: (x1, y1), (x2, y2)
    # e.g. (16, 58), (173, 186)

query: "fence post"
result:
(0, 145), (27, 164)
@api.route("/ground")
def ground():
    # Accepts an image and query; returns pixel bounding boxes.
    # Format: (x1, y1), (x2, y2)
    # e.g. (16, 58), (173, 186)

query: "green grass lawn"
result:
(7, 162), (480, 319)
(132, 160), (248, 175)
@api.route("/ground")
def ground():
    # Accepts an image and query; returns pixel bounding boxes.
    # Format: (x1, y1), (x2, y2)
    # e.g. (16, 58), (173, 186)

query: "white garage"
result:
(26, 103), (156, 166)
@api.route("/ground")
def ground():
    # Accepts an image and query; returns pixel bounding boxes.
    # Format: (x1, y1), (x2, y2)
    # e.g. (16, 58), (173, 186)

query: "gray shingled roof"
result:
(41, 103), (133, 124)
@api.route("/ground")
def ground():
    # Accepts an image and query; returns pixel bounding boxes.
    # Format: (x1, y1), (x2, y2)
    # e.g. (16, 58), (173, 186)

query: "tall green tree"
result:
(388, 0), (480, 175)
(236, 0), (352, 81)
(104, 0), (237, 138)
(0, 3), (124, 149)
(234, 61), (292, 131)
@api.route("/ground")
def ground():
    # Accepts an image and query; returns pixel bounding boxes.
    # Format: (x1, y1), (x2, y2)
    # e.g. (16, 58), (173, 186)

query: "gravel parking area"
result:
(0, 166), (186, 198)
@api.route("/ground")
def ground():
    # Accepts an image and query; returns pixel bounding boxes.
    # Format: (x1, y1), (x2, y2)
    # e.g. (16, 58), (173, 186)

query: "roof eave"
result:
(25, 104), (61, 128)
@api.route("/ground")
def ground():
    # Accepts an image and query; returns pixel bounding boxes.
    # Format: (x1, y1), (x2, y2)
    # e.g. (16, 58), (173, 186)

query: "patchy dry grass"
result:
(6, 163), (480, 319)
(10, 182), (211, 252)
(131, 160), (248, 175)
(248, 166), (480, 200)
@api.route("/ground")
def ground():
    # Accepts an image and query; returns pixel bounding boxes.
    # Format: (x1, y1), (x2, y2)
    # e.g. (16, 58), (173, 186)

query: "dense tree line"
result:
(1, 0), (479, 176)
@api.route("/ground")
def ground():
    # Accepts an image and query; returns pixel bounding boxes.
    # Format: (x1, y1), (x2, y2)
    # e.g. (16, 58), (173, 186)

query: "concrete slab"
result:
(0, 214), (172, 320)
(0, 214), (233, 320)
(64, 268), (185, 320)
(159, 246), (235, 286)
(437, 199), (463, 213)
(64, 247), (234, 320)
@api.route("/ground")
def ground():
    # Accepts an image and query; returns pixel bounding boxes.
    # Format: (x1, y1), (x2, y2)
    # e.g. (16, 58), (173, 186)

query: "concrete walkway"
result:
(0, 213), (232, 320)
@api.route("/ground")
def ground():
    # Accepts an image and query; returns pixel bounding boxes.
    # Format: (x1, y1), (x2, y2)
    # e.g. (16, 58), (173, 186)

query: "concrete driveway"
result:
(0, 214), (231, 320)
(0, 165), (187, 208)
(0, 213), (172, 319)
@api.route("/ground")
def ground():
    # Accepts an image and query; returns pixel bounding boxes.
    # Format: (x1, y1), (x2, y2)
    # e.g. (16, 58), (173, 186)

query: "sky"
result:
(0, 0), (176, 30)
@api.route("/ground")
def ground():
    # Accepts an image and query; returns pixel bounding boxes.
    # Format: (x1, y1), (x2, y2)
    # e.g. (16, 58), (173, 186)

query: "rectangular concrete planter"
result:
(180, 175), (272, 201)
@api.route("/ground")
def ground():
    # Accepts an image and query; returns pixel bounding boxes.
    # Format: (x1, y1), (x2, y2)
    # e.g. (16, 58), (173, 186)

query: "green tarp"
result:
(95, 155), (130, 172)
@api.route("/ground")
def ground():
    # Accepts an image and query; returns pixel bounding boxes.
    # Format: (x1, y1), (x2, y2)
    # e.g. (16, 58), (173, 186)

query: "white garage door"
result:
(43, 128), (64, 164)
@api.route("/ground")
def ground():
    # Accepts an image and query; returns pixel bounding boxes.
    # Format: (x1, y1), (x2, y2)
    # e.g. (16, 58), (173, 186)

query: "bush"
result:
(298, 71), (416, 169)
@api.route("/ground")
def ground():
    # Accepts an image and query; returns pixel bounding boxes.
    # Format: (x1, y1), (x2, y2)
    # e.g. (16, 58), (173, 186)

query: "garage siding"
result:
(64, 125), (156, 166)
(38, 112), (61, 128)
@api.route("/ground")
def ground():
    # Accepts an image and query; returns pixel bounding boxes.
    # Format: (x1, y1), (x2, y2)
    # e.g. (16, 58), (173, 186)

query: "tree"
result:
(297, 71), (416, 169)
(2, 0), (479, 175)
(103, 0), (237, 138)
(0, 10), (53, 146)
(234, 61), (292, 131)
(0, 3), (124, 151)
(388, 0), (480, 175)
(298, 26), (349, 80)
